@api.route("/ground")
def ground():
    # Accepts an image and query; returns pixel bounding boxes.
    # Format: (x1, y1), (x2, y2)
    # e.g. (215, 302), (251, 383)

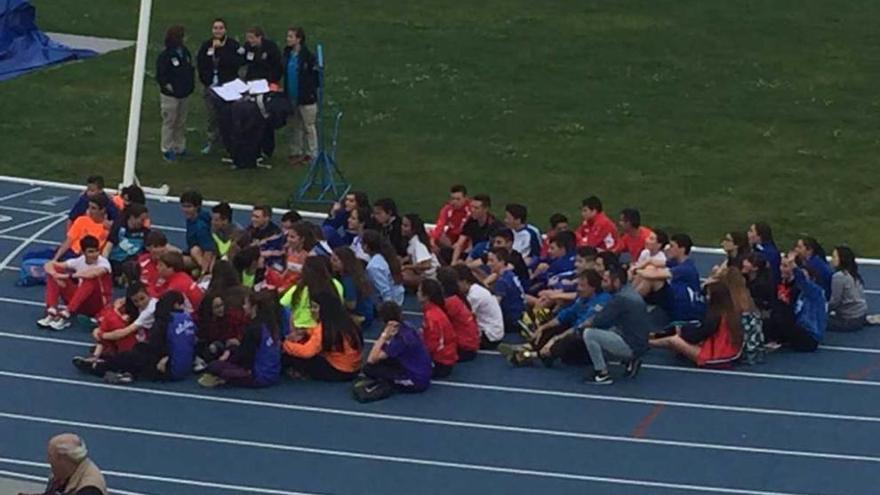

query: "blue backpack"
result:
(16, 248), (56, 286)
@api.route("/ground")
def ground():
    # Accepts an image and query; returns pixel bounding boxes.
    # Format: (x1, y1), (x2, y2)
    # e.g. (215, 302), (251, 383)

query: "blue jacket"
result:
(252, 324), (281, 387)
(793, 269), (827, 343)
(68, 192), (119, 222)
(756, 242), (781, 283)
(806, 255), (833, 301)
(166, 311), (196, 380)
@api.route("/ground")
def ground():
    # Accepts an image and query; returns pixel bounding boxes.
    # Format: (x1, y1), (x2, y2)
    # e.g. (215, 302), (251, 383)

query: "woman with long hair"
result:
(280, 256), (343, 330)
(418, 278), (458, 377)
(741, 252), (776, 315)
(796, 236), (833, 300)
(401, 213), (440, 289)
(437, 267), (480, 361)
(452, 264), (505, 349)
(747, 222), (781, 283)
(650, 282), (744, 367)
(199, 290), (282, 388)
(282, 291), (363, 381)
(363, 229), (405, 305)
(828, 246), (870, 332)
(331, 246), (374, 329)
(721, 267), (764, 364)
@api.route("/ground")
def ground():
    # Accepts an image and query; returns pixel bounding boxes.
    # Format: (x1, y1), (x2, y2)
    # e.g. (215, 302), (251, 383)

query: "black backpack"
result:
(351, 377), (393, 403)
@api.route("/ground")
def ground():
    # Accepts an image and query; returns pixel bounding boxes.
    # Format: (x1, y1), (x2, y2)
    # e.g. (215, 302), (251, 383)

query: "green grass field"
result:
(2, 0), (879, 253)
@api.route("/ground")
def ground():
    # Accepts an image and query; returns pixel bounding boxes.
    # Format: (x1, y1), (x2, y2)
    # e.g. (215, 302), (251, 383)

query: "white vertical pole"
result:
(121, 0), (153, 187)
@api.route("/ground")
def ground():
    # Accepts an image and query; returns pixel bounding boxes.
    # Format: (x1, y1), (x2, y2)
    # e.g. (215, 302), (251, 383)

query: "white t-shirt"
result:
(64, 255), (111, 275)
(467, 283), (505, 342)
(134, 298), (158, 330)
(407, 236), (439, 279)
(637, 248), (667, 266)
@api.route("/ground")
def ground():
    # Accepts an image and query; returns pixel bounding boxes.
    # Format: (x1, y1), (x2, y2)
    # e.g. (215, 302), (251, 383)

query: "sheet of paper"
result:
(246, 79), (270, 94)
(212, 85), (243, 102)
(223, 78), (248, 93)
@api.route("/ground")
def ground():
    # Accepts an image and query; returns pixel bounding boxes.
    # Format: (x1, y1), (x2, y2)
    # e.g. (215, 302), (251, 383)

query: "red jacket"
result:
(138, 253), (161, 297)
(697, 315), (742, 367)
(576, 212), (618, 251)
(431, 201), (471, 244)
(444, 295), (480, 353)
(421, 302), (458, 366)
(154, 271), (204, 313)
(614, 226), (652, 261)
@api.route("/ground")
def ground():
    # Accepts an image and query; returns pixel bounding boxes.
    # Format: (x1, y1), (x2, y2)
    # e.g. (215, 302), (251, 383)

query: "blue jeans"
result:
(582, 328), (633, 372)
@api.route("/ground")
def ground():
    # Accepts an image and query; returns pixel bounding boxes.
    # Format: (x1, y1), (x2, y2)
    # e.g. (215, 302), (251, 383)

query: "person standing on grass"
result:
(581, 266), (650, 385)
(39, 236), (113, 331)
(430, 184), (471, 259)
(748, 222), (781, 283)
(156, 24), (195, 162)
(180, 190), (215, 276)
(241, 26), (283, 83)
(196, 18), (242, 155)
(20, 433), (107, 495)
(283, 26), (320, 166)
(575, 195), (618, 251)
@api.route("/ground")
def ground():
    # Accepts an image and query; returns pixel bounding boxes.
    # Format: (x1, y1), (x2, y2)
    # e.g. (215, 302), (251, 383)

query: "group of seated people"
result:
(33, 176), (878, 399)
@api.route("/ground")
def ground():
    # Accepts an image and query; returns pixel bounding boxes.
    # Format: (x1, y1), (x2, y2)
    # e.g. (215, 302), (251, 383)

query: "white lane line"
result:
(0, 216), (67, 271)
(0, 458), (320, 495)
(0, 413), (851, 495)
(0, 233), (58, 246)
(0, 204), (54, 215)
(3, 367), (880, 430)
(0, 298), (42, 307)
(0, 212), (65, 236)
(0, 187), (42, 202)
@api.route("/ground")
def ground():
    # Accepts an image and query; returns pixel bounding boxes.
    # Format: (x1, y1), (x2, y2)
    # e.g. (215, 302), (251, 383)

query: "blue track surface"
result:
(0, 178), (879, 495)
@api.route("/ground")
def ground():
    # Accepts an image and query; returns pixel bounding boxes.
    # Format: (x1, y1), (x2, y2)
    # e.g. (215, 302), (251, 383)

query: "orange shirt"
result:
(68, 216), (109, 254)
(282, 323), (362, 373)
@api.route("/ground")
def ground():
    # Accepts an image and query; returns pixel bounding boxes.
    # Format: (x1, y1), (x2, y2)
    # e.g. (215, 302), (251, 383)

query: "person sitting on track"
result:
(400, 213), (440, 290)
(651, 281), (745, 367)
(748, 221), (781, 283)
(54, 194), (111, 262)
(67, 175), (119, 228)
(466, 228), (529, 289)
(103, 202), (150, 285)
(430, 184), (471, 258)
(827, 246), (871, 332)
(485, 248), (526, 334)
(20, 433), (108, 495)
(763, 251), (827, 352)
(580, 266), (651, 385)
(248, 204), (286, 270)
(502, 203), (542, 263)
(794, 235), (833, 300)
(451, 193), (504, 265)
(418, 278), (458, 378)
(345, 205), (372, 262)
(322, 191), (369, 247)
(153, 251), (205, 313)
(612, 208), (653, 264)
(363, 229), (405, 305)
(500, 269), (609, 368)
(198, 290), (282, 388)
(39, 235), (113, 331)
(359, 301), (433, 399)
(628, 229), (668, 296)
(437, 267), (480, 361)
(78, 291), (195, 384)
(632, 233), (706, 327)
(193, 261), (248, 369)
(209, 202), (242, 261)
(537, 213), (569, 260)
(281, 290), (362, 381)
(453, 264), (505, 349)
(372, 197), (407, 257)
(180, 190), (215, 276)
(72, 282), (153, 366)
(527, 230), (577, 296)
(331, 246), (375, 330)
(575, 195), (618, 251)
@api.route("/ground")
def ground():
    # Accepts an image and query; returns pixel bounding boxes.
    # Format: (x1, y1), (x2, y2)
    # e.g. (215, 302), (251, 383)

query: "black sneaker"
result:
(588, 370), (613, 385)
(72, 356), (95, 372)
(625, 358), (642, 379)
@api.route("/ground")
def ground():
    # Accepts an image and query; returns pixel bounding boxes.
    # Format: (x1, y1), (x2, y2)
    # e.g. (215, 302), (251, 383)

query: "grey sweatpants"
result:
(582, 328), (633, 371)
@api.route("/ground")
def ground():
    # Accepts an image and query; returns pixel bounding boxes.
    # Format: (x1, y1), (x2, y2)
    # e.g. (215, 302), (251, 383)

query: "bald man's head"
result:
(48, 434), (88, 477)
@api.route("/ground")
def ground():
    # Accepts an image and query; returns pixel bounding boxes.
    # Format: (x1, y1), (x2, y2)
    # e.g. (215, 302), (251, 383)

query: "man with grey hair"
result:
(19, 433), (107, 495)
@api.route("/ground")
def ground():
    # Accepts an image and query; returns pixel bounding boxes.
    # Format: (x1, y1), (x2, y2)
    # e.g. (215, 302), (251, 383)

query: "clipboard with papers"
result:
(211, 79), (271, 102)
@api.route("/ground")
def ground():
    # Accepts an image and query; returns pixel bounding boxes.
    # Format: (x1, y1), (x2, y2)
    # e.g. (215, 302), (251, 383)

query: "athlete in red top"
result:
(443, 295), (480, 355)
(614, 209), (653, 261)
(154, 251), (204, 313)
(419, 280), (458, 373)
(430, 184), (471, 248)
(575, 196), (618, 251)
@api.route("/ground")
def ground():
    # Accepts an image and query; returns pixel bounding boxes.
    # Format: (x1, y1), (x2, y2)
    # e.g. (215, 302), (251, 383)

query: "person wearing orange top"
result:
(54, 195), (111, 262)
(613, 208), (652, 263)
(419, 278), (458, 377)
(575, 196), (618, 252)
(282, 291), (362, 381)
(437, 267), (480, 361)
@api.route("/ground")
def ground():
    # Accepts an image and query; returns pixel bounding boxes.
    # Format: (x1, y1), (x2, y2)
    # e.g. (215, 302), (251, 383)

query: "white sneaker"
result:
(866, 314), (880, 326)
(36, 314), (56, 328)
(49, 318), (71, 331)
(193, 356), (207, 373)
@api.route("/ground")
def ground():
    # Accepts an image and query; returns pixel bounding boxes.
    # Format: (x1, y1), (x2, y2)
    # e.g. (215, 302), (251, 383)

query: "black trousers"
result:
(363, 359), (425, 392)
(765, 303), (819, 352)
(547, 332), (588, 365)
(283, 354), (357, 382)
(92, 344), (163, 380)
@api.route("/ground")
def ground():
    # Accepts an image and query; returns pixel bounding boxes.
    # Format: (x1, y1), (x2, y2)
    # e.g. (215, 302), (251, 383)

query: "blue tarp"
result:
(0, 0), (96, 81)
